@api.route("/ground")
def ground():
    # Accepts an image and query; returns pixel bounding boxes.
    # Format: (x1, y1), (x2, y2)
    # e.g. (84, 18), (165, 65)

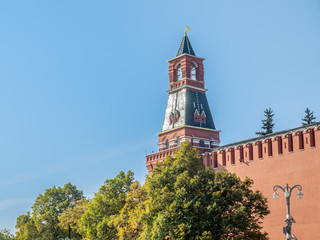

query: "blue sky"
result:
(1, 0), (320, 232)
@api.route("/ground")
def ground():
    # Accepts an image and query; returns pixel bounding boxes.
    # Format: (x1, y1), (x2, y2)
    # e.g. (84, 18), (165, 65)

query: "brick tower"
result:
(146, 32), (220, 175)
(145, 31), (320, 239)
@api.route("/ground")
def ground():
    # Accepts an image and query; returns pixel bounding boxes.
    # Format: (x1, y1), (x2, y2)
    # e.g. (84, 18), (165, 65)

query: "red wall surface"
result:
(203, 126), (320, 239)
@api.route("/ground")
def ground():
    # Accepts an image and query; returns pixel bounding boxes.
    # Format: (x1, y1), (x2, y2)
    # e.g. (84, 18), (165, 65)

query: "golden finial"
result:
(184, 25), (191, 35)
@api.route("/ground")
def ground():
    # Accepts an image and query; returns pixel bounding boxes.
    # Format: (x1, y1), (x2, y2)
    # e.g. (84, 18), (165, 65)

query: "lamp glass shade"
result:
(284, 191), (290, 198)
(273, 192), (279, 199)
(297, 192), (303, 199)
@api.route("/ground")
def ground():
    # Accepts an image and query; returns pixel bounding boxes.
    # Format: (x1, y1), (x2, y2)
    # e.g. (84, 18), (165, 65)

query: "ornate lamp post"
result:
(273, 183), (303, 240)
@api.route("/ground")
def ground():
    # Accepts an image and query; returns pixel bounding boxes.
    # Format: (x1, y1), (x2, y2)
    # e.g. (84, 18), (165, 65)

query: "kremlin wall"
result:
(146, 32), (320, 239)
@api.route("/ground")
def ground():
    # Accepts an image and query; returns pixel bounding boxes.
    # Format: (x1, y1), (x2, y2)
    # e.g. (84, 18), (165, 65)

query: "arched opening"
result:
(199, 140), (205, 147)
(190, 63), (197, 80)
(165, 139), (170, 150)
(176, 64), (182, 81)
(209, 137), (214, 148)
(176, 136), (180, 147)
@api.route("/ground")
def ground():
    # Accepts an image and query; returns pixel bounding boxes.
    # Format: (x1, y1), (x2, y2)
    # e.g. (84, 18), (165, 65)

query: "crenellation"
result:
(307, 128), (316, 147)
(202, 125), (319, 168)
(266, 139), (273, 157)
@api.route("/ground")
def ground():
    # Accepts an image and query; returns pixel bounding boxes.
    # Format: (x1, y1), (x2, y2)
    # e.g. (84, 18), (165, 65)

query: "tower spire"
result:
(177, 30), (196, 57)
(146, 32), (220, 176)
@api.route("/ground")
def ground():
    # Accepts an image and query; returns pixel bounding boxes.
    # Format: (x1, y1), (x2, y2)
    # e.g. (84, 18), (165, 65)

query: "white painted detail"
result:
(162, 89), (187, 132)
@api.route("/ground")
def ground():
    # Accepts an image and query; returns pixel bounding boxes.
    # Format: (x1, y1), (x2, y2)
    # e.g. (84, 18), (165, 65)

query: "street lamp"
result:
(273, 183), (303, 240)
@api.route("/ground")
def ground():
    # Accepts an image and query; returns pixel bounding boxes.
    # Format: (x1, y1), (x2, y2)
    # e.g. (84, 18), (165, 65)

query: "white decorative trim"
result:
(174, 62), (181, 69)
(167, 85), (207, 94)
(190, 61), (199, 68)
(211, 140), (220, 145)
(167, 53), (205, 62)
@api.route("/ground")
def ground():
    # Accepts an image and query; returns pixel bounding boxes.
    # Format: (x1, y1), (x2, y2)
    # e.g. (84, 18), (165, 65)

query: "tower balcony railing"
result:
(169, 79), (204, 90)
(146, 147), (180, 163)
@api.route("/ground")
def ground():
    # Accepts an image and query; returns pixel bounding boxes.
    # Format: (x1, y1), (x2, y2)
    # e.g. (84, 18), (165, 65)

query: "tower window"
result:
(165, 139), (169, 150)
(191, 63), (197, 80)
(169, 113), (174, 125)
(209, 137), (214, 148)
(176, 64), (182, 81)
(199, 140), (205, 147)
(176, 137), (180, 147)
(174, 110), (180, 123)
(200, 111), (206, 124)
(194, 110), (200, 122)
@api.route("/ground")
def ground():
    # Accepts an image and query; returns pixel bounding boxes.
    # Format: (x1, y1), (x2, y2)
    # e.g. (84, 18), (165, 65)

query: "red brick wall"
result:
(146, 126), (220, 175)
(203, 127), (320, 239)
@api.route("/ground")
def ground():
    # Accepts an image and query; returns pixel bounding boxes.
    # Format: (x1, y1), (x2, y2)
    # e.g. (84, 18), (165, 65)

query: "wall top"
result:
(209, 122), (320, 153)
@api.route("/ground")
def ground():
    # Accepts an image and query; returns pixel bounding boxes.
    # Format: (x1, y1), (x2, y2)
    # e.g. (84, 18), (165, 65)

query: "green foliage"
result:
(58, 198), (89, 239)
(15, 183), (84, 240)
(110, 181), (147, 240)
(0, 229), (14, 240)
(79, 171), (135, 239)
(15, 212), (38, 240)
(14, 143), (270, 240)
(141, 142), (270, 240)
(302, 107), (316, 125)
(256, 108), (275, 136)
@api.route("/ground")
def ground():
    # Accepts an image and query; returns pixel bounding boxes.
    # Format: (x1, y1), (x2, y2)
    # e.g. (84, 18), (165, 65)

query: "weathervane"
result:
(184, 25), (191, 35)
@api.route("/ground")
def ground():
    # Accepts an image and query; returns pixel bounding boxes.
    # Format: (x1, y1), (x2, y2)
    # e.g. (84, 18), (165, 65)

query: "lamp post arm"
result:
(289, 185), (302, 195)
(273, 185), (285, 193)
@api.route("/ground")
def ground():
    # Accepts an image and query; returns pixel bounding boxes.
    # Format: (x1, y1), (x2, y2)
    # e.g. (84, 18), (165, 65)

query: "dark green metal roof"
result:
(161, 88), (216, 132)
(176, 33), (196, 56)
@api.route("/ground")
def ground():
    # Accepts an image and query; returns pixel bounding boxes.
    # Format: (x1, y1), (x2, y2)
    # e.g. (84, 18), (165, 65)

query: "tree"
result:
(58, 198), (89, 239)
(79, 171), (135, 239)
(15, 212), (38, 240)
(302, 107), (316, 125)
(15, 183), (84, 240)
(256, 108), (274, 136)
(0, 229), (14, 240)
(140, 142), (270, 240)
(110, 181), (147, 240)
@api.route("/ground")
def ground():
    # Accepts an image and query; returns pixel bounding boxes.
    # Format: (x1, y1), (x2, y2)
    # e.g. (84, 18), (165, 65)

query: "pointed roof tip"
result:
(176, 33), (196, 57)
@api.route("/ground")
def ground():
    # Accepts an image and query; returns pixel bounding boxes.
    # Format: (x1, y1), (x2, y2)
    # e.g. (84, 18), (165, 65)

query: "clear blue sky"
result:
(1, 0), (320, 232)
